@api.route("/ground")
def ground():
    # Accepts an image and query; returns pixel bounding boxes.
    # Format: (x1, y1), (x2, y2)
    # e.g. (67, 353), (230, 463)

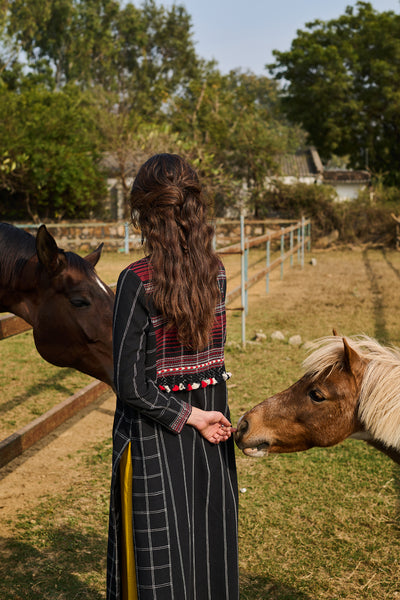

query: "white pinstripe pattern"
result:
(106, 264), (239, 600)
(177, 431), (192, 594)
(190, 428), (197, 600)
(158, 430), (187, 599)
(202, 385), (212, 599)
(201, 435), (212, 598)
(139, 419), (156, 594)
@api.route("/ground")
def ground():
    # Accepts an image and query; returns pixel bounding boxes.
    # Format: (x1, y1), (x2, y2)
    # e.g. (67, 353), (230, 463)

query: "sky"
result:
(159, 0), (400, 75)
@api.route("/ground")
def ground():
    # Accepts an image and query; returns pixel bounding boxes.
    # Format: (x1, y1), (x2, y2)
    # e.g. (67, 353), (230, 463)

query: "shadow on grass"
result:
(0, 370), (77, 415)
(0, 527), (313, 600)
(362, 249), (390, 343)
(240, 572), (312, 600)
(0, 526), (106, 600)
(381, 248), (400, 281)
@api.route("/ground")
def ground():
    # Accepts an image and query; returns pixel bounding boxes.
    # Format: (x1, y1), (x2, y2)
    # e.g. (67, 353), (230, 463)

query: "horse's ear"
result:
(84, 243), (103, 268)
(36, 225), (67, 277)
(332, 328), (339, 336)
(342, 338), (364, 380)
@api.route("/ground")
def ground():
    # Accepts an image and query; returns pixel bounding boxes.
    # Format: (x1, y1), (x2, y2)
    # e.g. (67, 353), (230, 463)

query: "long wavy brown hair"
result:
(130, 153), (221, 350)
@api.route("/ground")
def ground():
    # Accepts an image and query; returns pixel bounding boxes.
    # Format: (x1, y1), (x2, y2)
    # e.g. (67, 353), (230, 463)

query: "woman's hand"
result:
(186, 406), (235, 444)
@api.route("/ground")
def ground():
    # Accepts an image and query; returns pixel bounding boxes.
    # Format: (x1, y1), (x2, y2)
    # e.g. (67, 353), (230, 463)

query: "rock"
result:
(289, 335), (302, 346)
(271, 331), (285, 341)
(254, 331), (267, 342)
(310, 257), (317, 266)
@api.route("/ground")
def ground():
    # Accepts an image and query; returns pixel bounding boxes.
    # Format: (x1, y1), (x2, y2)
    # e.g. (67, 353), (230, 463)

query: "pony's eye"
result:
(309, 389), (326, 404)
(69, 297), (91, 308)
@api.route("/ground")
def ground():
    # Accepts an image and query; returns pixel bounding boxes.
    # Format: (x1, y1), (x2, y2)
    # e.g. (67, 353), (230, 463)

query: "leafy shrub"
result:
(259, 181), (341, 237)
(259, 181), (400, 246)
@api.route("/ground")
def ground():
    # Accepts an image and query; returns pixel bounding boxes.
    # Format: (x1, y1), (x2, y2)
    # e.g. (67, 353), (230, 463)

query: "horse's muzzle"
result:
(234, 417), (271, 456)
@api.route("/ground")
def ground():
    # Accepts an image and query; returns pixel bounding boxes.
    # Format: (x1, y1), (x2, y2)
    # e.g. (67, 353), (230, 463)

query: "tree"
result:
(269, 1), (400, 184)
(6, 0), (121, 88)
(94, 92), (189, 218)
(171, 64), (301, 215)
(5, 0), (199, 116)
(0, 0), (201, 219)
(1, 0), (305, 220)
(0, 84), (106, 221)
(112, 0), (199, 118)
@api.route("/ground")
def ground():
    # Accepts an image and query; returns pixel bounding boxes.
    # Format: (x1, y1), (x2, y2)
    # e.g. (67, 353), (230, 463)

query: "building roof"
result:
(322, 170), (371, 184)
(279, 147), (324, 178)
(279, 147), (371, 185)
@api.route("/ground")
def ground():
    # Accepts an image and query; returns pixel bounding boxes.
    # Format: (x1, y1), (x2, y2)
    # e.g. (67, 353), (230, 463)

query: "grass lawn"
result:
(1, 245), (400, 599)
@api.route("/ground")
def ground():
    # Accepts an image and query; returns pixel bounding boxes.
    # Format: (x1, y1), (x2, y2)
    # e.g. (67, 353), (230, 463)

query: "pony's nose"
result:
(238, 418), (249, 433)
(234, 417), (249, 443)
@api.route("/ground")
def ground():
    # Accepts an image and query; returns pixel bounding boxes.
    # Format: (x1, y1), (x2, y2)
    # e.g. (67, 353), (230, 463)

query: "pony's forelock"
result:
(303, 335), (347, 379)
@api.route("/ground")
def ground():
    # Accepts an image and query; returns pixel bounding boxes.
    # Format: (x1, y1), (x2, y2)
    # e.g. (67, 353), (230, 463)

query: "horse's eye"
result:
(69, 297), (91, 308)
(309, 389), (326, 404)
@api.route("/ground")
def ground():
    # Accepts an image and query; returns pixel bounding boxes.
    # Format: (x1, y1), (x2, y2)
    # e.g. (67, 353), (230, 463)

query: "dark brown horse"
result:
(0, 223), (114, 386)
(235, 334), (400, 464)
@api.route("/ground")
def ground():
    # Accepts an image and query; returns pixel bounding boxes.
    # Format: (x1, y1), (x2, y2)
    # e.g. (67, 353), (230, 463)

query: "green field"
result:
(1, 246), (400, 599)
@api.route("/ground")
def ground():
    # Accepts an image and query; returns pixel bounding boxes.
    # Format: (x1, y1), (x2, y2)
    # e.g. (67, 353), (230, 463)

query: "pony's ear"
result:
(36, 225), (67, 277)
(332, 328), (339, 336)
(84, 243), (103, 268)
(342, 338), (364, 379)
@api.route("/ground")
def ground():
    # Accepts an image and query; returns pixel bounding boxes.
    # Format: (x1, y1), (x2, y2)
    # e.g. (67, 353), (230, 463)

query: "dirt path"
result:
(0, 389), (116, 536)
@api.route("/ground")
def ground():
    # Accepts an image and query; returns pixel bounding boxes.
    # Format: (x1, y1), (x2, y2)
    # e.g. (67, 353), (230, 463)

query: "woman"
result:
(106, 154), (239, 600)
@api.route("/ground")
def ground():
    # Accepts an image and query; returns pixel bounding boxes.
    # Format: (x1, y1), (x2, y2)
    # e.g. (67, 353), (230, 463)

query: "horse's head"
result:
(30, 225), (114, 387)
(235, 336), (367, 457)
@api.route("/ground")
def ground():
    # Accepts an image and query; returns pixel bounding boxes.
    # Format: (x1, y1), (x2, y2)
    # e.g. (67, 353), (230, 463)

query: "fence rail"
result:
(221, 216), (311, 344)
(0, 380), (110, 469)
(0, 314), (32, 340)
(0, 217), (311, 466)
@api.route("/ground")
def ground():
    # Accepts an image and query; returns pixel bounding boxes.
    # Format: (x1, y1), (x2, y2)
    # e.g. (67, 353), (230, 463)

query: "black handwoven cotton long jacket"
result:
(106, 257), (239, 600)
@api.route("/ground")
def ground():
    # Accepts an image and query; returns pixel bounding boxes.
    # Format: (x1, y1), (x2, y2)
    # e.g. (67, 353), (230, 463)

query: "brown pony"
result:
(235, 334), (400, 464)
(0, 223), (114, 386)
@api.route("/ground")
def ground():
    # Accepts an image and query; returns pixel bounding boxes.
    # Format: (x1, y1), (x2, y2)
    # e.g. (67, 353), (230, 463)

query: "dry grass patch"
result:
(1, 247), (400, 599)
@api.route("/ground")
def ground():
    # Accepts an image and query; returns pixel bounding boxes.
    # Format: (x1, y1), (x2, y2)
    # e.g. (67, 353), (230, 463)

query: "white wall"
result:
(328, 182), (366, 201)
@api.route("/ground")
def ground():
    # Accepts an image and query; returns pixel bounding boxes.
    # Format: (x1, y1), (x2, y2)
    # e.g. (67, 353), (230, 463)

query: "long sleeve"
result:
(113, 268), (192, 433)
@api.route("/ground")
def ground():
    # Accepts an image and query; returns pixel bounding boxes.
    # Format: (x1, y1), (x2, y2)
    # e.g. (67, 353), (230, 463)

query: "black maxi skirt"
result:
(106, 382), (239, 600)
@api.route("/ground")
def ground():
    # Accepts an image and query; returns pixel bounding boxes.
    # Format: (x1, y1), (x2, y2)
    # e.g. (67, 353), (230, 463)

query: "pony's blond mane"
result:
(303, 335), (400, 450)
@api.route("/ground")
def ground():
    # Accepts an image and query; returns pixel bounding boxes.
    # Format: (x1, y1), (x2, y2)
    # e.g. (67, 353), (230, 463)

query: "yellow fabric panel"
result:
(119, 442), (138, 600)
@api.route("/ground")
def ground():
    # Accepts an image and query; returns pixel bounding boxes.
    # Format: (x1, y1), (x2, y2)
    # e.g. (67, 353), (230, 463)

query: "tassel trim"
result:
(159, 372), (231, 393)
